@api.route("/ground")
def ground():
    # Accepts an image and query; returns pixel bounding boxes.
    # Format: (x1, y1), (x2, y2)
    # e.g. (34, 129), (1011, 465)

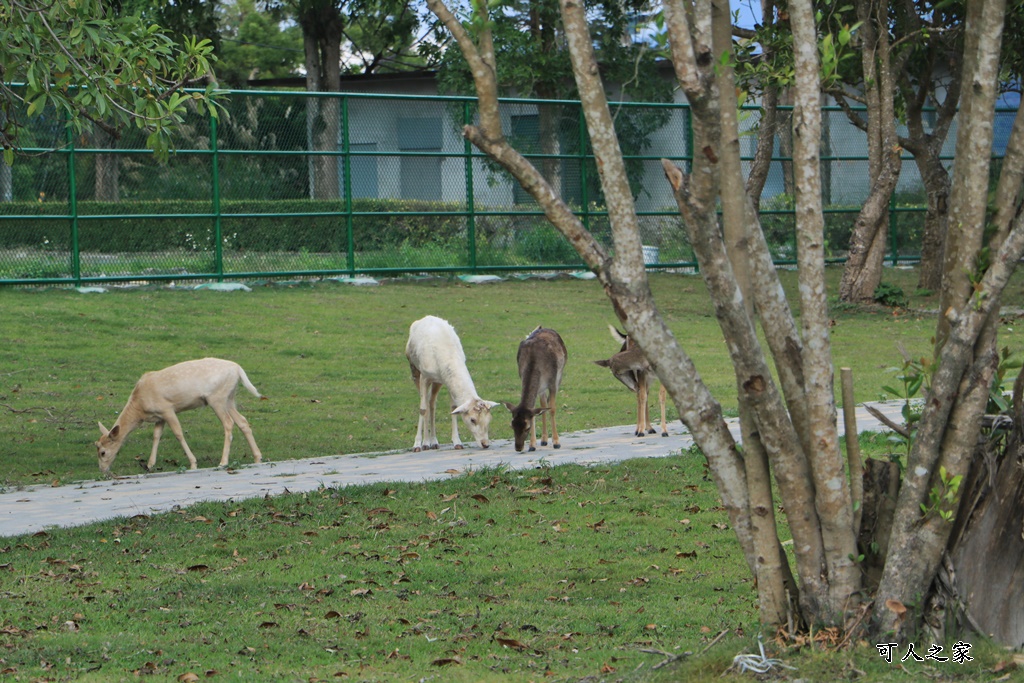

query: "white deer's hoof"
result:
(453, 444), (463, 450)
(413, 447), (422, 453)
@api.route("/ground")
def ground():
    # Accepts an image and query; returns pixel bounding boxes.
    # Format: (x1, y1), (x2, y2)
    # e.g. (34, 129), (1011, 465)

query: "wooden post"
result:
(841, 367), (864, 537)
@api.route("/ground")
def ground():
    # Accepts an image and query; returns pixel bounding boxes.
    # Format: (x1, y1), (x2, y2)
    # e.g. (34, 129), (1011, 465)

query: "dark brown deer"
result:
(502, 326), (567, 452)
(594, 326), (667, 437)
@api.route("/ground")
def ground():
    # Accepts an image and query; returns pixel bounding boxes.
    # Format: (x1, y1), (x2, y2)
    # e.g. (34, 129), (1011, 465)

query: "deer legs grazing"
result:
(594, 326), (668, 438)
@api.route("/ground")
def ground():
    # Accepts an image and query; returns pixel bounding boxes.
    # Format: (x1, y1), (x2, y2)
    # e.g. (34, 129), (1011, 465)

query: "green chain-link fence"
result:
(0, 88), (1014, 286)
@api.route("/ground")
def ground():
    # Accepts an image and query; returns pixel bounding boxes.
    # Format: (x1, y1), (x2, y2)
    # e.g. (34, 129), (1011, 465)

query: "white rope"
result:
(731, 635), (796, 675)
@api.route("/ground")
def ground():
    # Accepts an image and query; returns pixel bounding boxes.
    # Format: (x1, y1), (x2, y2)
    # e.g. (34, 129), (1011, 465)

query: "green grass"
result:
(0, 456), (1010, 682)
(2, 266), (994, 488)
(1, 265), (1020, 681)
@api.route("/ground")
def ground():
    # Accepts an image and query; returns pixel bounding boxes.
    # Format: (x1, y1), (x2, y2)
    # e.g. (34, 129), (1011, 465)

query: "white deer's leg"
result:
(230, 408), (263, 462)
(209, 403), (237, 467)
(163, 412), (198, 469)
(413, 381), (428, 452)
(427, 382), (442, 449)
(449, 394), (463, 450)
(147, 421), (165, 470)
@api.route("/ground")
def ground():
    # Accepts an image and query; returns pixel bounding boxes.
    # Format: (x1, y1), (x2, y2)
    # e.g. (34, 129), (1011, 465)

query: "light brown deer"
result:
(502, 326), (567, 452)
(95, 358), (264, 474)
(594, 326), (667, 437)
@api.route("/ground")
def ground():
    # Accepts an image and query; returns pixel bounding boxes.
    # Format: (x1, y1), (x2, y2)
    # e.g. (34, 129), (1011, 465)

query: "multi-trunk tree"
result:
(426, 0), (1024, 643)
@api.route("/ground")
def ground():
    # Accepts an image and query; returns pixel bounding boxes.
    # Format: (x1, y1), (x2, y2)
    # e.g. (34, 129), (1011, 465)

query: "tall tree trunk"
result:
(838, 0), (901, 303)
(913, 156), (951, 292)
(874, 0), (1012, 640)
(745, 0), (782, 210)
(300, 5), (343, 201)
(889, 0), (962, 293)
(788, 0), (860, 618)
(94, 126), (120, 202)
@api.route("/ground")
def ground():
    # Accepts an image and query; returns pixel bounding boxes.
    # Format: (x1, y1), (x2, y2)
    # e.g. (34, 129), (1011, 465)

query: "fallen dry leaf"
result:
(495, 637), (528, 650)
(431, 657), (463, 666)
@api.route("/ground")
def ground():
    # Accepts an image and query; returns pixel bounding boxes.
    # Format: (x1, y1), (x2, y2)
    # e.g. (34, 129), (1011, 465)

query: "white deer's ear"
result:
(482, 401), (499, 410)
(451, 400), (472, 415)
(98, 421), (109, 436)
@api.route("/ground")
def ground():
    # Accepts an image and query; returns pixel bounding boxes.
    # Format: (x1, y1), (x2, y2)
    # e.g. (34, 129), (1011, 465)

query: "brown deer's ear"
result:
(109, 425), (120, 438)
(594, 359), (611, 367)
(501, 401), (516, 412)
(98, 421), (109, 436)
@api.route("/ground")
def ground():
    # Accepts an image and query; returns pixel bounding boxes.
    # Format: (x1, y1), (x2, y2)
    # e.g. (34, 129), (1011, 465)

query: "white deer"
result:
(502, 326), (567, 452)
(594, 326), (668, 437)
(95, 358), (263, 473)
(405, 315), (498, 452)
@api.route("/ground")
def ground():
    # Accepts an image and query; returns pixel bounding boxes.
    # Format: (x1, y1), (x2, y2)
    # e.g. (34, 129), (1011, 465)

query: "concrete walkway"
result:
(0, 402), (904, 538)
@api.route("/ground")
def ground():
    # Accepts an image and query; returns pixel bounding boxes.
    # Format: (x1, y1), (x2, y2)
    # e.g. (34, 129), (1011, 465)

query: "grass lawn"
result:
(1, 265), (1022, 681)
(2, 266), (1000, 487)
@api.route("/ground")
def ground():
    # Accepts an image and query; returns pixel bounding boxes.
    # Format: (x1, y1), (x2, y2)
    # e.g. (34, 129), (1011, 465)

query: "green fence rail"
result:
(0, 88), (1012, 286)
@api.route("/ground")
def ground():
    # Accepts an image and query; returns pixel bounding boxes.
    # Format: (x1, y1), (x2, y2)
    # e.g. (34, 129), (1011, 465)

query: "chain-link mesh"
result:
(0, 88), (1011, 285)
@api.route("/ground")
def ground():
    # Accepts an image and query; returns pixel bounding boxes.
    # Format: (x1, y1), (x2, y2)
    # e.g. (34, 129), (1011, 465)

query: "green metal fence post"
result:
(66, 119), (80, 285)
(342, 96), (355, 275)
(578, 104), (590, 230)
(211, 114), (223, 281)
(465, 101), (477, 271)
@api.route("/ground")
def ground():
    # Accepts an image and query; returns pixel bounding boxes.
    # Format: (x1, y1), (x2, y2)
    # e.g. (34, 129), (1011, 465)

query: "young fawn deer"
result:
(594, 326), (667, 437)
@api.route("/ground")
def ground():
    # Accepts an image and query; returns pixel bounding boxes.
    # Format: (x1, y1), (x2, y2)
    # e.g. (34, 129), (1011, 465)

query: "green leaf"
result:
(27, 94), (47, 117)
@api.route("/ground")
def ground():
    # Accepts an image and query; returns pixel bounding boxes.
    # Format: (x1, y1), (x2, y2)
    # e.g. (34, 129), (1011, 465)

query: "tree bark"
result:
(93, 125), (120, 202)
(874, 0), (1012, 640)
(838, 0), (902, 303)
(901, 55), (960, 293)
(942, 374), (1024, 648)
(789, 0), (860, 618)
(300, 5), (343, 200)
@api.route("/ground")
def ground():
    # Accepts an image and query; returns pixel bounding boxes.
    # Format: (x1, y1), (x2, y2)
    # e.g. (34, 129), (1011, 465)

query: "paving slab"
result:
(0, 402), (903, 538)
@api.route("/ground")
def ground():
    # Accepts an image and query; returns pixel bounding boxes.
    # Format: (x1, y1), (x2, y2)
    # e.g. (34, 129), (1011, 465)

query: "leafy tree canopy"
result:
(216, 0), (304, 87)
(1, 0), (219, 162)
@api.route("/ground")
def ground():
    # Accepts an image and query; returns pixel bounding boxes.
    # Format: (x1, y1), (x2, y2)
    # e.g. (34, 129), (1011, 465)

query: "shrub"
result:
(874, 281), (908, 308)
(0, 199), (470, 253)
